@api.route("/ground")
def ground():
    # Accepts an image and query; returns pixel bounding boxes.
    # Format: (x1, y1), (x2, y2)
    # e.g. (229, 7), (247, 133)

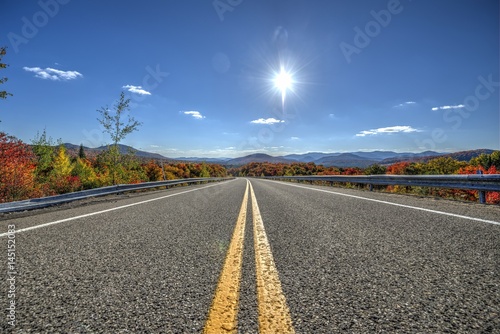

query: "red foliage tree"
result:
(0, 132), (38, 202)
(386, 161), (411, 175)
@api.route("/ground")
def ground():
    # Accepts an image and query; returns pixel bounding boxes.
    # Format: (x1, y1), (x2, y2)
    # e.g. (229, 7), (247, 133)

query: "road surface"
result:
(1, 178), (499, 333)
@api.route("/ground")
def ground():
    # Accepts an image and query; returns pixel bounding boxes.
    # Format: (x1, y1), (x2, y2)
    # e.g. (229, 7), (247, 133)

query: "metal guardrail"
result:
(0, 177), (234, 213)
(264, 174), (500, 204)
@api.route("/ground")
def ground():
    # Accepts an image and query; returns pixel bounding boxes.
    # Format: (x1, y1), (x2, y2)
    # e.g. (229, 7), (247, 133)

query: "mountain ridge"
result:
(60, 143), (496, 167)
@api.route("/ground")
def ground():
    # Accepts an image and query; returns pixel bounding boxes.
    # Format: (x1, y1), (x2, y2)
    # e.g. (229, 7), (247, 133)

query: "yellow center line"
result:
(249, 181), (296, 334)
(203, 180), (249, 334)
(204, 179), (295, 333)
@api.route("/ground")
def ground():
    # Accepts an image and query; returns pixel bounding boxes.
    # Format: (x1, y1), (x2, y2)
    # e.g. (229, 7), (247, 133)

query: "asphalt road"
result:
(1, 178), (499, 333)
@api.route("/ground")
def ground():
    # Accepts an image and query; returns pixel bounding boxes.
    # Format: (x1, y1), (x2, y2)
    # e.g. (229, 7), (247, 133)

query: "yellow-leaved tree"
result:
(50, 145), (81, 194)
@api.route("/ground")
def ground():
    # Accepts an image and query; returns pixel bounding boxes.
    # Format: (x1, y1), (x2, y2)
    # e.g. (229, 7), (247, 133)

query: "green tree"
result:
(491, 151), (500, 169)
(200, 163), (211, 178)
(97, 92), (142, 184)
(470, 152), (500, 170)
(31, 129), (56, 181)
(423, 157), (466, 175)
(364, 164), (386, 175)
(0, 46), (13, 101)
(78, 143), (86, 159)
(72, 157), (97, 189)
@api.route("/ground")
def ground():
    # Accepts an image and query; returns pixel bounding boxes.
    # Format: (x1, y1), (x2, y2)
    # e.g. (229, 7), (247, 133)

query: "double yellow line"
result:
(204, 180), (295, 334)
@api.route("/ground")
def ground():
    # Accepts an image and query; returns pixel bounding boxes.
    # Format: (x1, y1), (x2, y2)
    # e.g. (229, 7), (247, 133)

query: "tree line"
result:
(0, 130), (227, 203)
(227, 153), (500, 204)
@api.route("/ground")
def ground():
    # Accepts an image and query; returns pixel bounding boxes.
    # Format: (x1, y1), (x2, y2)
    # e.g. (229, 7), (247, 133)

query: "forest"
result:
(0, 131), (227, 203)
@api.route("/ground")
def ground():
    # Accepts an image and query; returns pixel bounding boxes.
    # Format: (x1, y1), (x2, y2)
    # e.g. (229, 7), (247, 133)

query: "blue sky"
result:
(1, 0), (498, 158)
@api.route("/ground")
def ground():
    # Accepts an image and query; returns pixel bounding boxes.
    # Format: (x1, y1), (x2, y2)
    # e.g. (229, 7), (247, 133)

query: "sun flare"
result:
(275, 68), (293, 93)
(274, 68), (293, 110)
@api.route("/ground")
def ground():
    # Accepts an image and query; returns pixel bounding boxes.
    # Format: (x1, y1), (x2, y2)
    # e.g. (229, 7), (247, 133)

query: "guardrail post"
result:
(368, 184), (373, 191)
(477, 170), (486, 204)
(478, 191), (486, 204)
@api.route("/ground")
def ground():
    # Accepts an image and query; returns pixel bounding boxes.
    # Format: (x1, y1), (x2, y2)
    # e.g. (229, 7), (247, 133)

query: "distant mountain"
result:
(96, 144), (168, 159)
(228, 150), (490, 168)
(277, 150), (444, 167)
(380, 149), (495, 164)
(63, 143), (171, 160)
(225, 153), (294, 166)
(282, 150), (443, 164)
(314, 153), (378, 168)
(380, 149), (495, 165)
(283, 152), (338, 162)
(348, 151), (400, 160)
(176, 157), (231, 164)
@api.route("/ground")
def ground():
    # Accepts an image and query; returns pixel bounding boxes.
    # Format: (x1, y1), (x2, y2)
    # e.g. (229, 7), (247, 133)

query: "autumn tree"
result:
(49, 145), (82, 193)
(52, 145), (72, 177)
(72, 157), (97, 189)
(97, 92), (142, 184)
(144, 160), (164, 181)
(0, 132), (36, 202)
(470, 151), (500, 170)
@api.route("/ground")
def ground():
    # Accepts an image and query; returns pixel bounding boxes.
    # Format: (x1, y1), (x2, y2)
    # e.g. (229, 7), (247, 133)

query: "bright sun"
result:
(274, 68), (293, 109)
(275, 68), (293, 93)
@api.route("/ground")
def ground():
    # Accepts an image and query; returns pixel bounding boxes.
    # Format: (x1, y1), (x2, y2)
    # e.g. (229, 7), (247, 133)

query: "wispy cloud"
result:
(250, 118), (284, 125)
(182, 110), (205, 119)
(393, 101), (416, 108)
(290, 136), (300, 141)
(356, 125), (421, 137)
(23, 67), (83, 80)
(431, 104), (465, 111)
(123, 85), (151, 95)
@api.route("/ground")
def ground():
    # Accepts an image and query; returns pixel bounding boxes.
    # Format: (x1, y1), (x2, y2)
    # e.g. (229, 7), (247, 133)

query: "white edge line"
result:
(262, 179), (500, 226)
(0, 180), (234, 237)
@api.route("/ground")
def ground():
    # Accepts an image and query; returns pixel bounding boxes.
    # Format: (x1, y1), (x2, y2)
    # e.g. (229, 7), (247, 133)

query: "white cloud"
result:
(250, 118), (284, 125)
(182, 111), (205, 119)
(394, 101), (416, 108)
(290, 136), (300, 141)
(23, 67), (83, 80)
(356, 125), (421, 137)
(123, 85), (151, 95)
(431, 104), (464, 111)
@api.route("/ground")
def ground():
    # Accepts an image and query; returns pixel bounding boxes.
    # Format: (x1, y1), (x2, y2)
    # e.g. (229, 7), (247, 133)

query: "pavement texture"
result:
(1, 178), (499, 333)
